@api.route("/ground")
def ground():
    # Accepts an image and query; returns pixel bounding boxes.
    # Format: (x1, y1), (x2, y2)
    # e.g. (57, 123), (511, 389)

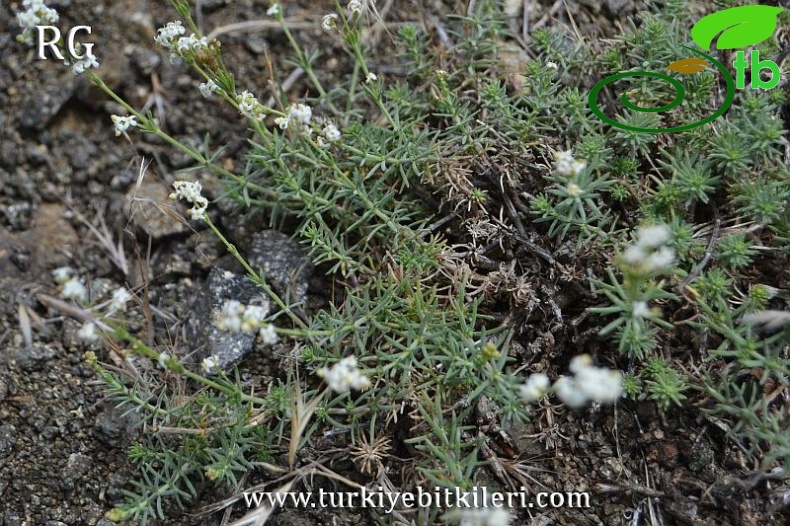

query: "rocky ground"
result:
(1, 0), (789, 525)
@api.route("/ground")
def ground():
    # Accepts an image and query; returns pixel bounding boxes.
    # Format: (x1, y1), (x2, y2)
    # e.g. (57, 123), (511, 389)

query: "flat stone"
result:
(186, 267), (264, 369)
(247, 230), (312, 304)
(123, 179), (191, 239)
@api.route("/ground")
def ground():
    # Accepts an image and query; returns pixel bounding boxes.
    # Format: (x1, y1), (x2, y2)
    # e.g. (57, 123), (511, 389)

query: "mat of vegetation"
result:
(1, 0), (789, 525)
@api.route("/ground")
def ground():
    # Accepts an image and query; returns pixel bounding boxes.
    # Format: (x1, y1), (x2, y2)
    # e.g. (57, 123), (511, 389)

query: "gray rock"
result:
(248, 230), (313, 304)
(17, 80), (75, 131)
(187, 267), (263, 369)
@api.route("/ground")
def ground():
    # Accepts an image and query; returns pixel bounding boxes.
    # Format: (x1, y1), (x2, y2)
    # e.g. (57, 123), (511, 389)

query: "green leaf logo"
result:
(691, 5), (783, 51)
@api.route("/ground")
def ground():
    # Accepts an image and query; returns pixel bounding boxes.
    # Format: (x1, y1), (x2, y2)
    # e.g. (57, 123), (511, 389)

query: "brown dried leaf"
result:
(666, 57), (709, 74)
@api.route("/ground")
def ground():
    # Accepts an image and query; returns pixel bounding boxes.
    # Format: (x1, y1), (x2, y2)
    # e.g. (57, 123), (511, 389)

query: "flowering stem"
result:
(110, 325), (270, 406)
(87, 72), (278, 200)
(203, 217), (308, 329)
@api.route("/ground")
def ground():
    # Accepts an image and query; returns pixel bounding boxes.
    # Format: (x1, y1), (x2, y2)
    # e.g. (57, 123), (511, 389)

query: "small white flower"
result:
(637, 225), (671, 248)
(16, 0), (59, 42)
(52, 266), (74, 284)
(620, 224), (675, 273)
(568, 354), (593, 374)
(158, 352), (171, 369)
(61, 277), (88, 303)
(170, 180), (209, 221)
(72, 53), (99, 75)
(199, 80), (220, 98)
(559, 355), (623, 407)
(259, 323), (279, 345)
(274, 116), (289, 129)
(622, 245), (646, 266)
(237, 90), (263, 120)
(519, 373), (550, 403)
(288, 103), (312, 125)
(365, 72), (378, 84)
(317, 356), (371, 393)
(632, 301), (650, 319)
(241, 304), (269, 331)
(644, 246), (675, 271)
(218, 299), (244, 332)
(570, 160), (586, 175)
(323, 123), (341, 142)
(575, 365), (622, 404)
(201, 355), (220, 373)
(553, 149), (575, 176)
(111, 114), (137, 136)
(176, 34), (208, 54)
(348, 0), (363, 15)
(77, 322), (100, 343)
(553, 376), (587, 408)
(267, 3), (280, 16)
(154, 21), (186, 48)
(546, 61), (558, 70)
(108, 287), (132, 313)
(322, 13), (339, 31)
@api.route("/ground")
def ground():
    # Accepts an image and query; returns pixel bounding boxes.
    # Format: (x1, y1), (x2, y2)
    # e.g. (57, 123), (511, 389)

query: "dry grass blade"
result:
(289, 382), (327, 469)
(70, 208), (129, 277)
(17, 302), (33, 348)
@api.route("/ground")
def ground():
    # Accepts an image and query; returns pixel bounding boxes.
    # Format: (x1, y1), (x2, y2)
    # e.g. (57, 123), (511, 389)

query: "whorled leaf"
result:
(691, 5), (783, 51)
(666, 57), (709, 74)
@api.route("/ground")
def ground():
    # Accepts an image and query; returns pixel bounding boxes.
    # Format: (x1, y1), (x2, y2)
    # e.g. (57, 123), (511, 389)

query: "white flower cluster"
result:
(267, 4), (280, 16)
(53, 268), (133, 343)
(520, 355), (622, 408)
(169, 180), (208, 220)
(315, 121), (342, 148)
(111, 115), (137, 136)
(365, 72), (378, 84)
(71, 52), (100, 75)
(16, 0), (59, 43)
(553, 149), (586, 177)
(519, 372), (550, 403)
(77, 287), (132, 342)
(199, 80), (220, 98)
(53, 266), (88, 303)
(154, 21), (186, 48)
(348, 0), (364, 15)
(216, 299), (279, 345)
(176, 34), (208, 55)
(201, 355), (220, 373)
(108, 287), (132, 314)
(322, 13), (339, 31)
(554, 355), (622, 408)
(274, 103), (313, 135)
(621, 224), (675, 273)
(236, 90), (266, 120)
(154, 21), (208, 63)
(317, 356), (371, 393)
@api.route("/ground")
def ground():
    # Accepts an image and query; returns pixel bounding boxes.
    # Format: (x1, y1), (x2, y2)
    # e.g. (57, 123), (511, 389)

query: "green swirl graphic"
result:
(587, 46), (736, 133)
